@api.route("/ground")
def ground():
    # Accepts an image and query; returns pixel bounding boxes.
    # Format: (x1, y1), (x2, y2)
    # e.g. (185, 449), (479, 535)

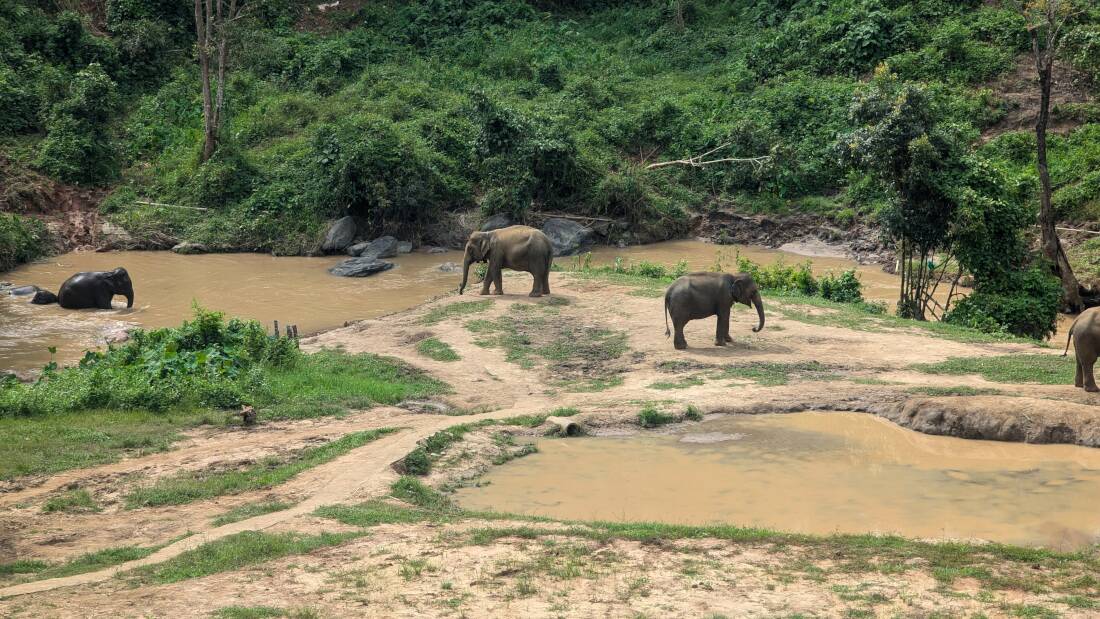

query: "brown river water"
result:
(454, 412), (1100, 549)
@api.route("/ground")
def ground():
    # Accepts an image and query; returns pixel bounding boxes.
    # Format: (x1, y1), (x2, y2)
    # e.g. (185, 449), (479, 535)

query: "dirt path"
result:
(1, 272), (1097, 616)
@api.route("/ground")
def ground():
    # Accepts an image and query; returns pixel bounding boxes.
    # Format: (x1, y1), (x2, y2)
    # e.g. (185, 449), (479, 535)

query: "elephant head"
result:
(108, 267), (134, 308)
(728, 273), (764, 332)
(459, 231), (492, 294)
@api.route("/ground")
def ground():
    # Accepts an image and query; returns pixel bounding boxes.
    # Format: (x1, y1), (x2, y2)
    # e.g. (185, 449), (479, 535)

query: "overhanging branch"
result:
(645, 143), (771, 171)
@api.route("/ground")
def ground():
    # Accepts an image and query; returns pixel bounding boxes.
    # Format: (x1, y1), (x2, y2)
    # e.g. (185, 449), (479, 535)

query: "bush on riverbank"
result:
(0, 213), (48, 272)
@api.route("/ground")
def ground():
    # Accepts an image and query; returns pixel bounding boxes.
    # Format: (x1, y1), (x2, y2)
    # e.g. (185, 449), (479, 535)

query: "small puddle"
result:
(454, 412), (1100, 549)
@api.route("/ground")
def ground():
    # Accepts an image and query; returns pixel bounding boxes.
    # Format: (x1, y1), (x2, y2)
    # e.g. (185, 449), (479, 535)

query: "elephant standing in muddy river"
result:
(1064, 307), (1100, 392)
(664, 272), (765, 349)
(459, 226), (554, 297)
(35, 267), (135, 310)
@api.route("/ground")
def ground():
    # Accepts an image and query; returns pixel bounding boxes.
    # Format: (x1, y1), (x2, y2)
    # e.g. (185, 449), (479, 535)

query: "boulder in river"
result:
(480, 213), (512, 232)
(321, 216), (358, 253)
(438, 261), (460, 272)
(346, 241), (370, 256)
(541, 217), (596, 257)
(329, 257), (395, 277)
(98, 221), (135, 250)
(172, 241), (208, 255)
(396, 241), (413, 254)
(424, 246), (448, 254)
(8, 285), (39, 296)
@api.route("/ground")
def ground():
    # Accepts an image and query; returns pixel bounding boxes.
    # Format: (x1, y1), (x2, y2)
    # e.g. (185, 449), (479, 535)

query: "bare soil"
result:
(1, 272), (1097, 617)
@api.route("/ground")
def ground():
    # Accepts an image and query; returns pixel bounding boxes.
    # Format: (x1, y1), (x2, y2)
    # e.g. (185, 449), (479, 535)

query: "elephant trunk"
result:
(459, 251), (474, 295)
(751, 290), (765, 332)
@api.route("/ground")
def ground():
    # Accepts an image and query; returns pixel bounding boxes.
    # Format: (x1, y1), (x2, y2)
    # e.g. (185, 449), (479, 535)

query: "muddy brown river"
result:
(454, 413), (1100, 549)
(0, 241), (914, 372)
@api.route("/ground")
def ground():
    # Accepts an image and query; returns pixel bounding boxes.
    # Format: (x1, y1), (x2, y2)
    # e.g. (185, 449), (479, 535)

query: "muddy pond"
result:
(0, 240), (920, 372)
(454, 413), (1100, 550)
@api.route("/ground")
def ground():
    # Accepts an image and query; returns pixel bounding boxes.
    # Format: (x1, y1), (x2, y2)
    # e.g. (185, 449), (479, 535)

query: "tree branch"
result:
(646, 143), (771, 170)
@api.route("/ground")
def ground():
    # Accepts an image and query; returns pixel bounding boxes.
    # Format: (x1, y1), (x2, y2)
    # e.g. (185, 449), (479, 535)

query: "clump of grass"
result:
(401, 420), (495, 475)
(392, 476), (453, 510)
(314, 500), (437, 527)
(0, 560), (49, 576)
(1, 545), (165, 584)
(125, 428), (397, 508)
(124, 530), (360, 585)
(558, 376), (624, 392)
(683, 405), (703, 421)
(211, 500), (295, 527)
(718, 361), (835, 386)
(42, 489), (100, 514)
(648, 375), (705, 390)
(420, 300), (493, 325)
(912, 355), (1073, 384)
(416, 337), (460, 362)
(906, 386), (1003, 397)
(638, 404), (676, 428)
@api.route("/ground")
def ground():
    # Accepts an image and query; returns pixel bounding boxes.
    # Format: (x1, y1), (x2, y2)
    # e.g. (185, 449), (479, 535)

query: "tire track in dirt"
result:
(0, 402), (553, 598)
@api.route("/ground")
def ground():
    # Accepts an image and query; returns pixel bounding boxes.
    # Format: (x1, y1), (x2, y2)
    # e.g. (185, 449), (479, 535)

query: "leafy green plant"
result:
(638, 404), (675, 428)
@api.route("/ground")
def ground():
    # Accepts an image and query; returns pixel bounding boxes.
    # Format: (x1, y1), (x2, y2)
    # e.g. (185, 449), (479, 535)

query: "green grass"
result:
(419, 300), (493, 325)
(258, 351), (450, 420)
(41, 489), (100, 514)
(211, 500), (296, 527)
(124, 530), (360, 585)
(906, 386), (1004, 397)
(0, 544), (164, 584)
(213, 607), (321, 619)
(0, 560), (48, 576)
(391, 476), (454, 511)
(557, 376), (624, 392)
(718, 361), (836, 386)
(638, 404), (676, 428)
(416, 337), (460, 362)
(0, 408), (217, 481)
(912, 355), (1074, 384)
(648, 375), (705, 390)
(125, 428), (398, 508)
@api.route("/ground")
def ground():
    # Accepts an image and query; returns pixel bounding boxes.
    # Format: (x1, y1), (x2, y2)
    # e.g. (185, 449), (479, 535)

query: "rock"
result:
(438, 261), (460, 272)
(480, 213), (512, 232)
(9, 285), (39, 296)
(321, 216), (358, 253)
(541, 217), (596, 257)
(425, 246), (448, 254)
(346, 241), (371, 257)
(350, 235), (400, 259)
(172, 241), (208, 255)
(425, 210), (476, 249)
(329, 257), (394, 277)
(98, 221), (134, 250)
(396, 241), (413, 254)
(30, 290), (57, 304)
(398, 400), (453, 414)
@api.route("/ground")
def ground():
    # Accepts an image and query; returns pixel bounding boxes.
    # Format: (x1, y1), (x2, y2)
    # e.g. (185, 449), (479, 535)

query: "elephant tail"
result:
(664, 294), (671, 338)
(1063, 320), (1075, 357)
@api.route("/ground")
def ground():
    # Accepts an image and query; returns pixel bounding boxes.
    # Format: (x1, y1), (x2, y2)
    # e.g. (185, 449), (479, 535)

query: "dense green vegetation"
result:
(0, 213), (48, 271)
(1, 0), (1096, 258)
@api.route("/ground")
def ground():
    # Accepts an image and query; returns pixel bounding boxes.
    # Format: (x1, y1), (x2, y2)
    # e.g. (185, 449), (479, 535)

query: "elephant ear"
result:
(728, 275), (745, 300)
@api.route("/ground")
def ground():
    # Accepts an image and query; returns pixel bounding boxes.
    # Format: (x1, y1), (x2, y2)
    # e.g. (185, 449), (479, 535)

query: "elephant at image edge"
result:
(459, 226), (553, 297)
(55, 267), (135, 309)
(664, 272), (765, 349)
(1063, 306), (1100, 392)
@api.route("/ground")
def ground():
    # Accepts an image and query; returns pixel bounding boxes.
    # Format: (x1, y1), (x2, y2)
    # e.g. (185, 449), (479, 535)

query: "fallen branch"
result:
(646, 143), (771, 170)
(134, 200), (208, 211)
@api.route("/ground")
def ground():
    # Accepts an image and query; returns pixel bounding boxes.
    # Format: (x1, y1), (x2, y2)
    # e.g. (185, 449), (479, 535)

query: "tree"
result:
(193, 0), (242, 162)
(1011, 0), (1084, 311)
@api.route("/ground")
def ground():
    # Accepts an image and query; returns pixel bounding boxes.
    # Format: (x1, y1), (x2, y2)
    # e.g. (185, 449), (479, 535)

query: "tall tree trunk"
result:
(195, 0), (217, 162)
(1034, 55), (1083, 311)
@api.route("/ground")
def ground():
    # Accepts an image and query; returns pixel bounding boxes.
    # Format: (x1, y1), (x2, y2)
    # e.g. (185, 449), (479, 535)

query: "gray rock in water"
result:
(396, 241), (413, 254)
(480, 213), (512, 232)
(329, 257), (395, 277)
(99, 221), (135, 250)
(30, 290), (57, 304)
(438, 261), (460, 272)
(9, 285), (39, 296)
(541, 217), (596, 256)
(425, 246), (448, 254)
(365, 236), (400, 258)
(321, 216), (358, 253)
(172, 241), (208, 255)
(346, 241), (371, 256)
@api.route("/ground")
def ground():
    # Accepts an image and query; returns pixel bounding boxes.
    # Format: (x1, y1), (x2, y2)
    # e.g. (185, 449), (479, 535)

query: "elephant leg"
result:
(97, 292), (114, 309)
(493, 265), (504, 295)
(673, 316), (688, 350)
(1082, 352), (1099, 393)
(715, 308), (730, 346)
(542, 270), (551, 296)
(1076, 358), (1084, 388)
(529, 269), (543, 297)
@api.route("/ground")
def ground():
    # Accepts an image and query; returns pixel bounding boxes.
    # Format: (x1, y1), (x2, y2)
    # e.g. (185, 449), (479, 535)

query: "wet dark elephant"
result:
(664, 272), (765, 349)
(459, 225), (554, 297)
(51, 267), (135, 309)
(1063, 307), (1100, 392)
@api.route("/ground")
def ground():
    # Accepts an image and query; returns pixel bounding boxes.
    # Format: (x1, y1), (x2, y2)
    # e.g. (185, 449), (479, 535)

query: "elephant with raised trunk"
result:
(1063, 307), (1100, 392)
(459, 226), (554, 297)
(33, 268), (135, 310)
(664, 272), (764, 349)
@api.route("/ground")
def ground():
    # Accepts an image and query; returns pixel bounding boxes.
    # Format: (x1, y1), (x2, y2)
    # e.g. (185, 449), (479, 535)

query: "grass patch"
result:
(259, 351), (449, 420)
(41, 489), (100, 514)
(125, 428), (397, 508)
(0, 560), (48, 576)
(906, 386), (1003, 397)
(211, 500), (295, 527)
(1, 544), (164, 584)
(912, 355), (1074, 384)
(314, 500), (438, 527)
(416, 337), (460, 362)
(718, 361), (836, 386)
(648, 375), (705, 390)
(391, 476), (453, 511)
(419, 300), (493, 325)
(401, 420), (495, 475)
(125, 530), (359, 585)
(638, 404), (676, 428)
(557, 376), (624, 392)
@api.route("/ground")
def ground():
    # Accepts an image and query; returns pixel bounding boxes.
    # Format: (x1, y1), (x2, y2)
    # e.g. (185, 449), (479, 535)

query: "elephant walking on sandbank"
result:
(1064, 307), (1100, 392)
(33, 267), (135, 310)
(664, 272), (764, 349)
(459, 226), (554, 297)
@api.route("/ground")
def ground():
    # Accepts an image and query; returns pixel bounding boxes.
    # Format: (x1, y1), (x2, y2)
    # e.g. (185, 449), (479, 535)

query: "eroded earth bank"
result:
(1, 271), (1098, 618)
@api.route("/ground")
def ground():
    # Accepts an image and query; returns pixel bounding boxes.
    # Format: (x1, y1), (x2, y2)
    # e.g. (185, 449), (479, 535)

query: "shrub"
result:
(0, 214), (48, 272)
(819, 270), (863, 303)
(638, 404), (675, 428)
(944, 264), (1061, 340)
(35, 63), (120, 185)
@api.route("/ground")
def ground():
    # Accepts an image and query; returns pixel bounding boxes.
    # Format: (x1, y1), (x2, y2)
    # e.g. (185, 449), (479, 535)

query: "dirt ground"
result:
(1, 271), (1097, 617)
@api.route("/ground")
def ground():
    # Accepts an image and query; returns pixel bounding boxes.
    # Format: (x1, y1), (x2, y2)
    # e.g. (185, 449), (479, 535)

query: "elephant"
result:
(30, 289), (57, 304)
(1063, 307), (1100, 392)
(459, 225), (554, 297)
(33, 267), (135, 310)
(664, 272), (764, 349)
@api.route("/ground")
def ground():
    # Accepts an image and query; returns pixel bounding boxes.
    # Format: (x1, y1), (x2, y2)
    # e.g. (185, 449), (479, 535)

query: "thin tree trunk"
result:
(1033, 36), (1083, 311)
(195, 0), (216, 162)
